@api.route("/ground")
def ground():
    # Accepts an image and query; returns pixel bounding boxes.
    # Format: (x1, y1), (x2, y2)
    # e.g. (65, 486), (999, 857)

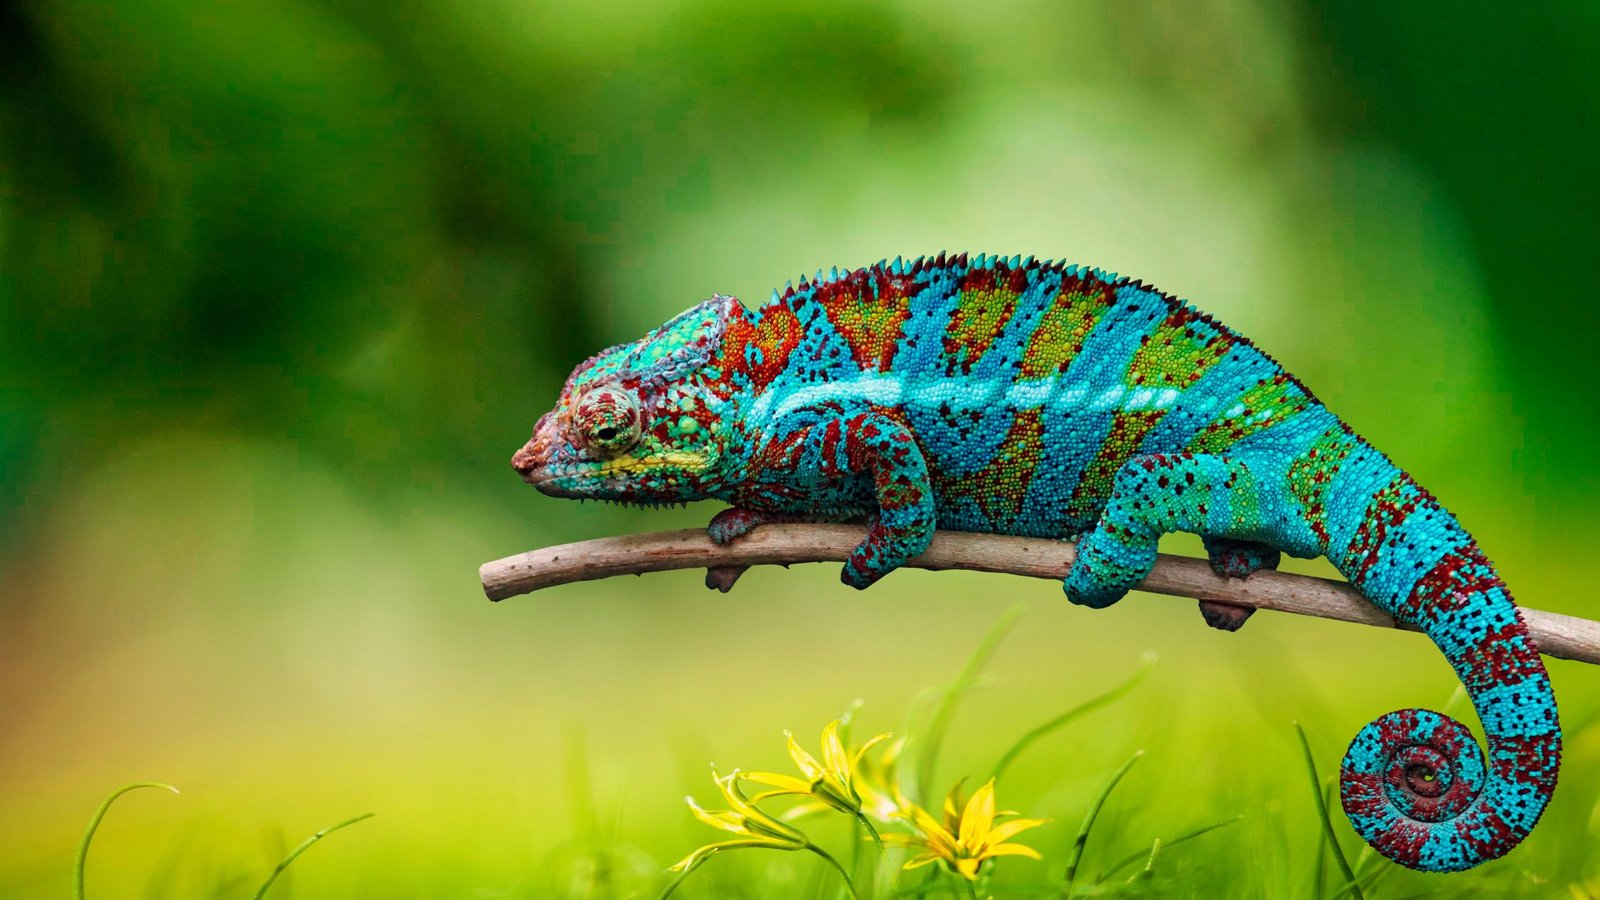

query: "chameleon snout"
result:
(511, 414), (555, 485)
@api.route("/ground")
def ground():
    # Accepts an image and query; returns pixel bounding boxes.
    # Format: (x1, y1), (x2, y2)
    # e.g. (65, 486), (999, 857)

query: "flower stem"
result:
(657, 864), (697, 900)
(849, 818), (863, 893)
(806, 843), (861, 900)
(857, 812), (883, 848)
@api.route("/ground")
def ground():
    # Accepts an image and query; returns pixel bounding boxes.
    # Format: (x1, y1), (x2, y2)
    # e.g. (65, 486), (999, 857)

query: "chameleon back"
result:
(736, 255), (1320, 540)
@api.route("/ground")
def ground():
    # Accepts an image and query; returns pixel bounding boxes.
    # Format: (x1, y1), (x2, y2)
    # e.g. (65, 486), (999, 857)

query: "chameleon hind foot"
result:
(1196, 537), (1280, 632)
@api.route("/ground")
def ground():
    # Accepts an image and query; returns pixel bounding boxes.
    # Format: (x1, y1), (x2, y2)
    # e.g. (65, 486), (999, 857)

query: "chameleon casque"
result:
(510, 253), (1559, 872)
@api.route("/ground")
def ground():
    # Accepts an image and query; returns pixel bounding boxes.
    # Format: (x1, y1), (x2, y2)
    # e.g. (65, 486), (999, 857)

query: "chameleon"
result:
(510, 253), (1559, 872)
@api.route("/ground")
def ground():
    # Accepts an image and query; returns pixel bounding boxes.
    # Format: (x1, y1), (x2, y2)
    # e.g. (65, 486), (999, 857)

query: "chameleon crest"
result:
(512, 253), (1560, 872)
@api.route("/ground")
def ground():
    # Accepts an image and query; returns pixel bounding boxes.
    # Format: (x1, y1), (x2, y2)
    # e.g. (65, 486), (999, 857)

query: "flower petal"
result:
(987, 817), (1049, 845)
(902, 852), (944, 870)
(983, 843), (1043, 860)
(821, 720), (851, 780)
(958, 779), (997, 848)
(785, 730), (825, 780)
(740, 771), (812, 794)
(904, 804), (958, 857)
(850, 731), (894, 768)
(942, 778), (968, 834)
(685, 797), (746, 835)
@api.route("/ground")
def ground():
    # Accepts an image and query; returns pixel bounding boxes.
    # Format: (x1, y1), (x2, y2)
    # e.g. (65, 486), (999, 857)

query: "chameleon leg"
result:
(829, 413), (937, 589)
(1196, 536), (1281, 631)
(1064, 453), (1272, 610)
(707, 412), (936, 590)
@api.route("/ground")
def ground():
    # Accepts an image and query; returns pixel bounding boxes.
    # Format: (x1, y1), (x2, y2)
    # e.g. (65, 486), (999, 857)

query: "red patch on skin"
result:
(820, 419), (846, 476)
(814, 269), (913, 373)
(1003, 262), (1030, 295)
(1341, 771), (1388, 818)
(761, 429), (809, 470)
(1393, 550), (1480, 623)
(1345, 473), (1422, 587)
(1450, 621), (1544, 693)
(1371, 819), (1428, 869)
(959, 265), (997, 296)
(1487, 734), (1561, 788)
(733, 304), (801, 391)
(1454, 807), (1515, 862)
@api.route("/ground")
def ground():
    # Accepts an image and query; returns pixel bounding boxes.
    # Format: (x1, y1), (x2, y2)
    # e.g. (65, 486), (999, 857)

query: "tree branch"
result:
(479, 525), (1600, 666)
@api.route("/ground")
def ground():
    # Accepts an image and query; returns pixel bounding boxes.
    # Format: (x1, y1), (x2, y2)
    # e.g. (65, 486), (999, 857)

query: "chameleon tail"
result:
(1335, 486), (1560, 872)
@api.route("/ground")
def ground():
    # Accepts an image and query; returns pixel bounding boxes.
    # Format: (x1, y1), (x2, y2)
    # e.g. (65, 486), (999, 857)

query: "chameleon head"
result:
(511, 294), (746, 504)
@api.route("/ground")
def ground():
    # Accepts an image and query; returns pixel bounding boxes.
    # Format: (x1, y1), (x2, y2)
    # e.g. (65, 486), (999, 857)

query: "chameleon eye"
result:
(573, 386), (641, 455)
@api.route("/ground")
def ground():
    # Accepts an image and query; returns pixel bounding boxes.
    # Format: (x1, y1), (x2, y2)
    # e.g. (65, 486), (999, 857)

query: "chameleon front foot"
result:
(1196, 537), (1280, 631)
(705, 566), (746, 593)
(703, 508), (803, 592)
(703, 508), (858, 591)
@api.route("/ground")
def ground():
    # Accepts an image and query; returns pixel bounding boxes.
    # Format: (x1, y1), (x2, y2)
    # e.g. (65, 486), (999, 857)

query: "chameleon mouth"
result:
(521, 465), (591, 498)
(518, 453), (715, 499)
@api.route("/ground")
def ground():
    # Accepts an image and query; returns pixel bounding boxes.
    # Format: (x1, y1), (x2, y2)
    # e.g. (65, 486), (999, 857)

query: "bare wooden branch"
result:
(480, 525), (1600, 666)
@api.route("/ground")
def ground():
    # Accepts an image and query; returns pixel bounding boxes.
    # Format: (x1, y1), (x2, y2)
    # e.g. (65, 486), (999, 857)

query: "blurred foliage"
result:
(2, 1), (1599, 897)
(1301, 2), (1600, 495)
(0, 0), (957, 504)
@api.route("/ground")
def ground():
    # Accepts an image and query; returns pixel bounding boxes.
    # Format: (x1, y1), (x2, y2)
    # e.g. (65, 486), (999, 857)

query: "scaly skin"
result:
(510, 253), (1559, 872)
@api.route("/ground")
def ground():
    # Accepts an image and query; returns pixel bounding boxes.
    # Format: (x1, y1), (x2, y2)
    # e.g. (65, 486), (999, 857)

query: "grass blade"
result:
(1060, 749), (1142, 898)
(912, 602), (1027, 800)
(1329, 867), (1392, 900)
(1125, 837), (1160, 885)
(1293, 723), (1363, 900)
(1313, 777), (1331, 900)
(251, 812), (374, 900)
(76, 781), (179, 900)
(1094, 814), (1244, 883)
(991, 651), (1155, 780)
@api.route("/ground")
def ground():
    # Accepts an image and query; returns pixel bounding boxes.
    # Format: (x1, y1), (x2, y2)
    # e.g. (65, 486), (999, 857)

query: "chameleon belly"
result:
(514, 252), (1560, 872)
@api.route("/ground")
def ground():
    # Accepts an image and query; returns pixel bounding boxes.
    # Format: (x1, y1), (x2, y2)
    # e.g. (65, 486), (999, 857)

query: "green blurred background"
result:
(3, 1), (1598, 896)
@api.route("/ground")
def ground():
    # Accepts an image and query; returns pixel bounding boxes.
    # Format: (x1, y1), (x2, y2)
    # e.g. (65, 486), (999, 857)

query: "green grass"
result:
(75, 788), (372, 900)
(61, 607), (1600, 898)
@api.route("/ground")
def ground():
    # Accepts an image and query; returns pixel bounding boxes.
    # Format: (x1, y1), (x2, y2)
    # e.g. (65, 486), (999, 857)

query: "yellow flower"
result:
(740, 718), (891, 820)
(669, 766), (810, 873)
(883, 778), (1048, 881)
(852, 734), (909, 823)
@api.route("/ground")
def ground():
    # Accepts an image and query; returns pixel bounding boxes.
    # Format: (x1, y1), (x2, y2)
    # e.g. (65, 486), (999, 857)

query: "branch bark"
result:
(479, 525), (1600, 666)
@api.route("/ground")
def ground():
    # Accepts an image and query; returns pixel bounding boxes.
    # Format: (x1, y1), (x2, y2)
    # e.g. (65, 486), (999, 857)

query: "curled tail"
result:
(1333, 475), (1560, 872)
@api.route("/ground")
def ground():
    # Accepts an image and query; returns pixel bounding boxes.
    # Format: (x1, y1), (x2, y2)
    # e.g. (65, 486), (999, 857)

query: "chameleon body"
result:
(511, 253), (1559, 872)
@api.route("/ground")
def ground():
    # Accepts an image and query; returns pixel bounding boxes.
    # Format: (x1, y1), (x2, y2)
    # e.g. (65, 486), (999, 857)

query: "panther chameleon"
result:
(510, 253), (1559, 872)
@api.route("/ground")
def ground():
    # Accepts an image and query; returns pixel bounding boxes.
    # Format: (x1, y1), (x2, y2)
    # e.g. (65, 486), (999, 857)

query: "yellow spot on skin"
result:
(596, 452), (710, 477)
